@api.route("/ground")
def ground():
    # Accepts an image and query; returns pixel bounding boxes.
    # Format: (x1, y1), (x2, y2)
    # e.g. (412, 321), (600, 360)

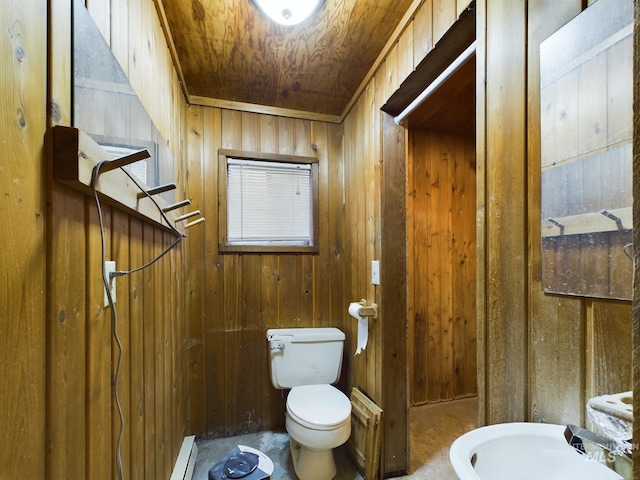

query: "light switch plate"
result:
(371, 260), (380, 285)
(104, 261), (116, 307)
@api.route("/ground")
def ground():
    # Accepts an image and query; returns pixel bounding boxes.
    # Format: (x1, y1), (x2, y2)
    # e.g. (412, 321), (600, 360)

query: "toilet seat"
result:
(287, 384), (351, 430)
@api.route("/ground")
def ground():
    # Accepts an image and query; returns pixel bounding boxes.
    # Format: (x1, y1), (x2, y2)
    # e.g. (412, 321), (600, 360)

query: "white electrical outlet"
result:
(371, 260), (380, 285)
(104, 261), (116, 307)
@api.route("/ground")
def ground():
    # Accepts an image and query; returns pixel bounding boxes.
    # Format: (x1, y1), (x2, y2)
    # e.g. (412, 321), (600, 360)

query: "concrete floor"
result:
(193, 396), (478, 479)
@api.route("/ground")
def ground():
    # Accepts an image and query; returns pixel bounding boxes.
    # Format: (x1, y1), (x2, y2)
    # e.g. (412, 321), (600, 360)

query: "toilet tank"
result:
(266, 327), (345, 389)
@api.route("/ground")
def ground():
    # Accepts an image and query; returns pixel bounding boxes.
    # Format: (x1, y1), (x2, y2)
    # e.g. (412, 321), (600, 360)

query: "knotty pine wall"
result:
(183, 108), (350, 438)
(340, 1), (475, 474)
(3, 0), (636, 479)
(408, 130), (477, 406)
(49, 0), (189, 477)
(182, 4), (476, 479)
(1, 0), (189, 478)
(1, 1), (47, 478)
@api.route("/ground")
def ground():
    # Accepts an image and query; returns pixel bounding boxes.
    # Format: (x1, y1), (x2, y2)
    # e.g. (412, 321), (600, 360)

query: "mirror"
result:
(540, 0), (633, 300)
(73, 0), (176, 202)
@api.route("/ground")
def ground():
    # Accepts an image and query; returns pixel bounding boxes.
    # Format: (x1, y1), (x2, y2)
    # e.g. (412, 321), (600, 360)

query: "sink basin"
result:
(450, 422), (623, 480)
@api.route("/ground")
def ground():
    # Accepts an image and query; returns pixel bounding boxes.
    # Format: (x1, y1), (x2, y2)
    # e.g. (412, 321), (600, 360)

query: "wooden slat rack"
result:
(542, 207), (632, 237)
(51, 126), (199, 235)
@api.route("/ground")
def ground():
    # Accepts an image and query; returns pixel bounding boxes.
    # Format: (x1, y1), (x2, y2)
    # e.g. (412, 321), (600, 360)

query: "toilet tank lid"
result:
(266, 327), (344, 343)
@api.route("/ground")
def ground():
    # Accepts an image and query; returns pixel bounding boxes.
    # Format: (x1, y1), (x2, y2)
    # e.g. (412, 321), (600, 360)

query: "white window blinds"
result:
(227, 158), (312, 245)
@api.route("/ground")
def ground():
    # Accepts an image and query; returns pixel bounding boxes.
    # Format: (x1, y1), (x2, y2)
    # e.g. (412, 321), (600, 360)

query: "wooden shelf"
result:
(380, 2), (475, 117)
(542, 207), (632, 237)
(51, 126), (189, 235)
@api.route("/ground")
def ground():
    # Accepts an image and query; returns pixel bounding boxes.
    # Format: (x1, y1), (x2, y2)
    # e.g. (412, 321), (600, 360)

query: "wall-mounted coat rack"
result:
(51, 126), (204, 234)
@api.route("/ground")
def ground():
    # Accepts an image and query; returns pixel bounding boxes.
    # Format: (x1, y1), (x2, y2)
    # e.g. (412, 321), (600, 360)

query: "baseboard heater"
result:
(171, 435), (198, 480)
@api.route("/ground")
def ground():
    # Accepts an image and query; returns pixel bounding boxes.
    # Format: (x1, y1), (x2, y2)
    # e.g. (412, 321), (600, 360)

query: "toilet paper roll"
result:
(348, 302), (368, 355)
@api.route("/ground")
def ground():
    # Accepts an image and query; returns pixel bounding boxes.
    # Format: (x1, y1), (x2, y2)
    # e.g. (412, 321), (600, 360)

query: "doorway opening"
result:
(403, 53), (479, 475)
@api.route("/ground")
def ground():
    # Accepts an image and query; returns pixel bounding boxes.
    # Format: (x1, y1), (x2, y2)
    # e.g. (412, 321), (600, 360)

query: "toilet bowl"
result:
(285, 384), (351, 480)
(266, 327), (352, 480)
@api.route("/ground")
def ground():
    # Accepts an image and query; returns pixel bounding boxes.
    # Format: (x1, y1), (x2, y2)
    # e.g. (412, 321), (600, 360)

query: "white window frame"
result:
(218, 149), (319, 253)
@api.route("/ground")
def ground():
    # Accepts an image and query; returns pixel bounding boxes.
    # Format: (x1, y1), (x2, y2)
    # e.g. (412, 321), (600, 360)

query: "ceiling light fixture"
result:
(251, 0), (323, 26)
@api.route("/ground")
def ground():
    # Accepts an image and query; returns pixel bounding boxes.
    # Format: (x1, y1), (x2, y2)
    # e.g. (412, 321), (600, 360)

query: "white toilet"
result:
(266, 327), (352, 480)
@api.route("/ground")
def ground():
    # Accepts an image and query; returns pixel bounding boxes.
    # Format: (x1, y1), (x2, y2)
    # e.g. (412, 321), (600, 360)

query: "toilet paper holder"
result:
(354, 299), (378, 320)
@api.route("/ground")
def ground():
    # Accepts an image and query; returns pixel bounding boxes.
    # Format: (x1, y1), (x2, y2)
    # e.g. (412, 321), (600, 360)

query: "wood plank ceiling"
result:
(157, 0), (414, 117)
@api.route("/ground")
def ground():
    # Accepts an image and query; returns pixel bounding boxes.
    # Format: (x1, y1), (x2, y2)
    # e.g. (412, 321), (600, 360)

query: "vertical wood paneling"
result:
(364, 80), (379, 397)
(85, 0), (110, 45)
(371, 75), (384, 402)
(327, 121), (348, 388)
(380, 113), (408, 475)
(349, 95), (366, 389)
(413, 0), (434, 62)
(475, 0), (488, 426)
(86, 205), (113, 480)
(142, 222), (156, 479)
(527, 0), (595, 428)
(383, 47), (399, 107)
(461, 137), (477, 396)
(484, 0), (528, 423)
(608, 35), (633, 145)
(185, 106), (207, 436)
(409, 130), (476, 405)
(586, 300), (633, 399)
(3, 1), (632, 479)
(312, 120), (330, 328)
(186, 106), (346, 437)
(41, 1), (190, 479)
(294, 120), (315, 328)
(239, 111), (265, 433)
(153, 230), (165, 475)
(129, 219), (145, 480)
(127, 0), (142, 96)
(110, 0), (129, 75)
(203, 107), (226, 436)
(427, 132), (443, 402)
(112, 209), (131, 479)
(433, 0), (457, 45)
(398, 24), (414, 87)
(48, 188), (88, 479)
(0, 0), (46, 478)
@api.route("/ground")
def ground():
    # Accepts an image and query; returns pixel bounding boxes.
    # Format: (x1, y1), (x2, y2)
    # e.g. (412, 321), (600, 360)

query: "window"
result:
(218, 149), (319, 253)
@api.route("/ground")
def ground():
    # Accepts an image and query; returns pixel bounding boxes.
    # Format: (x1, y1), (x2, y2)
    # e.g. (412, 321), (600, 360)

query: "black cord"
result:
(91, 160), (183, 480)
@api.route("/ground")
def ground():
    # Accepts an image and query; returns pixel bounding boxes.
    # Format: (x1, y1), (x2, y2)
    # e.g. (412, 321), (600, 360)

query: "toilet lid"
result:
(287, 384), (351, 428)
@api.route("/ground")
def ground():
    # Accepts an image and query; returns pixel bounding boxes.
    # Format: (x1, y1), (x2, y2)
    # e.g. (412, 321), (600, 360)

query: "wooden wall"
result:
(184, 108), (349, 437)
(184, 2), (473, 477)
(477, 0), (633, 427)
(47, 0), (189, 477)
(0, 1), (47, 478)
(408, 130), (477, 406)
(341, 1), (474, 474)
(0, 0), (188, 478)
(3, 0), (635, 478)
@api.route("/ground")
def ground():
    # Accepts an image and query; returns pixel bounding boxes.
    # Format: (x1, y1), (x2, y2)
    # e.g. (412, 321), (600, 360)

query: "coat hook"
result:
(137, 183), (176, 198)
(184, 217), (205, 229)
(175, 210), (201, 222)
(547, 217), (565, 235)
(600, 209), (624, 230)
(97, 149), (150, 173)
(163, 199), (191, 212)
